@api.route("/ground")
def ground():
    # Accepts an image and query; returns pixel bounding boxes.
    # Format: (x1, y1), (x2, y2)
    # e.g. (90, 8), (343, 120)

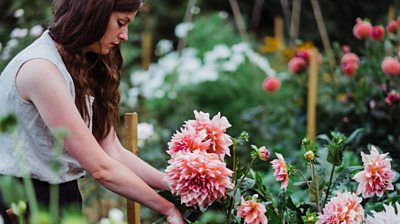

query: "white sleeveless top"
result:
(0, 30), (90, 184)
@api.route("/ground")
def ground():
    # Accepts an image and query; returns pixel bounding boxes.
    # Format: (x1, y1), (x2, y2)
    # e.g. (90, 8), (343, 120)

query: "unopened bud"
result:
(257, 146), (270, 161)
(304, 151), (315, 161)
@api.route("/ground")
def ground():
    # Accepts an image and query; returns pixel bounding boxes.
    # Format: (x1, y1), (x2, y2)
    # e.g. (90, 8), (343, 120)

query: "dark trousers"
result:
(0, 177), (82, 224)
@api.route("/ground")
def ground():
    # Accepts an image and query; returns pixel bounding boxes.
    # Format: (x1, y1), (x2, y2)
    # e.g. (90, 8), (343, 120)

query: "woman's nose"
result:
(119, 28), (128, 41)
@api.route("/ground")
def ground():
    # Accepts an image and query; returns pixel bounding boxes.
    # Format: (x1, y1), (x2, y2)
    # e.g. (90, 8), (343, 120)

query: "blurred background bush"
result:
(1, 0), (400, 223)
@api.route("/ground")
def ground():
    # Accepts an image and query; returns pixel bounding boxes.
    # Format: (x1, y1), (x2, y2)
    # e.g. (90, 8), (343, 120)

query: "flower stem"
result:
(226, 157), (257, 223)
(323, 164), (336, 208)
(311, 161), (320, 212)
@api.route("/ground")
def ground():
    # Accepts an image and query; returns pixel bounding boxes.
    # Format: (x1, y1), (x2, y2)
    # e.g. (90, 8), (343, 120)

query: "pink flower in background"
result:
(186, 110), (232, 159)
(341, 52), (360, 76)
(370, 25), (385, 40)
(381, 57), (400, 76)
(353, 145), (395, 198)
(295, 49), (311, 66)
(237, 194), (268, 224)
(366, 202), (400, 224)
(271, 153), (289, 191)
(386, 20), (398, 33)
(262, 76), (281, 93)
(317, 191), (364, 224)
(385, 90), (400, 106)
(167, 125), (211, 156)
(165, 150), (234, 210)
(288, 57), (307, 74)
(353, 18), (373, 39)
(257, 146), (270, 161)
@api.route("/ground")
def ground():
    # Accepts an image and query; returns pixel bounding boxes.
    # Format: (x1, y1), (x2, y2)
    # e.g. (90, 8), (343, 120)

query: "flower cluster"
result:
(165, 110), (234, 210)
(237, 194), (268, 224)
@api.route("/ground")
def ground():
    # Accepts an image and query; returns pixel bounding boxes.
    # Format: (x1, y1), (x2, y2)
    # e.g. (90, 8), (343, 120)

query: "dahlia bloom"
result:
(353, 18), (373, 39)
(317, 191), (364, 224)
(262, 76), (281, 93)
(371, 25), (385, 40)
(237, 194), (268, 224)
(288, 57), (307, 74)
(366, 202), (400, 224)
(186, 110), (232, 159)
(341, 52), (359, 76)
(353, 145), (395, 198)
(381, 57), (400, 76)
(270, 153), (289, 191)
(385, 90), (400, 106)
(386, 20), (398, 33)
(167, 125), (211, 156)
(165, 150), (234, 210)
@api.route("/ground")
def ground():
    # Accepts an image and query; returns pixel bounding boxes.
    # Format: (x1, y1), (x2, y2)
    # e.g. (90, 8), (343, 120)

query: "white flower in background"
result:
(156, 39), (173, 56)
(108, 208), (124, 222)
(190, 6), (201, 15)
(191, 65), (219, 84)
(218, 11), (228, 19)
(13, 9), (24, 18)
(245, 47), (276, 77)
(30, 25), (44, 37)
(10, 28), (28, 39)
(126, 88), (139, 107)
(0, 214), (4, 224)
(138, 123), (154, 140)
(366, 203), (400, 224)
(232, 42), (250, 54)
(158, 51), (180, 73)
(175, 22), (193, 38)
(99, 208), (125, 224)
(1, 39), (19, 60)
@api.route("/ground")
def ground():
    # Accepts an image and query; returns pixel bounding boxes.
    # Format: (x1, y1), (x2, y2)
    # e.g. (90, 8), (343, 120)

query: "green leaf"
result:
(0, 114), (18, 133)
(308, 175), (325, 203)
(345, 128), (365, 144)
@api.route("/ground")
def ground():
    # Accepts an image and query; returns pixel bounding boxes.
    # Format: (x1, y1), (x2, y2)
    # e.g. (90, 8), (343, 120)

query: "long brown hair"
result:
(48, 0), (141, 141)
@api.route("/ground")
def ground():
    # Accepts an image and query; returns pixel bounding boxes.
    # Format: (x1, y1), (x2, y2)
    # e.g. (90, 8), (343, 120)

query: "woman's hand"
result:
(166, 206), (186, 224)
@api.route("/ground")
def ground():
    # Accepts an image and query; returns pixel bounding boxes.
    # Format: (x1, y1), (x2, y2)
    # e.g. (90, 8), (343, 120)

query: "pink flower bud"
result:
(381, 57), (400, 76)
(257, 146), (270, 161)
(353, 19), (373, 39)
(341, 52), (359, 76)
(342, 45), (351, 54)
(262, 76), (281, 92)
(385, 90), (400, 105)
(288, 57), (307, 74)
(370, 25), (385, 40)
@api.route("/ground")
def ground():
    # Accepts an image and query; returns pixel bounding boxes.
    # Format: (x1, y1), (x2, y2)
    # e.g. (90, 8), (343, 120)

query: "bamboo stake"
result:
(141, 32), (152, 70)
(274, 16), (284, 45)
(229, 0), (250, 43)
(388, 5), (395, 22)
(250, 0), (265, 32)
(279, 0), (291, 36)
(124, 113), (141, 224)
(307, 48), (319, 142)
(289, 0), (302, 48)
(309, 0), (336, 69)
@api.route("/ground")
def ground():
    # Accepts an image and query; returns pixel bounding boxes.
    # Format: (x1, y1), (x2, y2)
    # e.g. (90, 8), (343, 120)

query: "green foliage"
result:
(0, 114), (17, 133)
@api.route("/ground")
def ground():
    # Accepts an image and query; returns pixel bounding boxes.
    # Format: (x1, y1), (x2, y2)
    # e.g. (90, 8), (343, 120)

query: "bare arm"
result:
(15, 59), (183, 222)
(100, 128), (169, 190)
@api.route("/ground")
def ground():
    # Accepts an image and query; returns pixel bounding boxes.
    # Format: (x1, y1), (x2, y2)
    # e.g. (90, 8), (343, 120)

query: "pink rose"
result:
(353, 18), (373, 39)
(262, 76), (281, 93)
(386, 20), (398, 33)
(381, 57), (400, 76)
(370, 25), (385, 40)
(288, 57), (307, 74)
(341, 52), (359, 76)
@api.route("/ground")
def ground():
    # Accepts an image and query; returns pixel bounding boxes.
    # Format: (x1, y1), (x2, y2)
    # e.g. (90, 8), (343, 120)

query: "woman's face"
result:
(84, 11), (137, 55)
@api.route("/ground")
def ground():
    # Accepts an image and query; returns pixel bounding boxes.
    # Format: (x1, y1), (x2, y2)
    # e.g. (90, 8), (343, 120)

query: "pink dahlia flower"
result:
(165, 150), (234, 210)
(237, 194), (268, 224)
(353, 145), (395, 198)
(270, 153), (289, 191)
(370, 25), (385, 40)
(186, 110), (232, 159)
(381, 57), (400, 76)
(366, 202), (400, 224)
(288, 57), (307, 74)
(167, 125), (211, 156)
(353, 18), (373, 39)
(317, 191), (364, 224)
(262, 76), (281, 93)
(341, 52), (359, 76)
(386, 90), (400, 106)
(386, 20), (398, 33)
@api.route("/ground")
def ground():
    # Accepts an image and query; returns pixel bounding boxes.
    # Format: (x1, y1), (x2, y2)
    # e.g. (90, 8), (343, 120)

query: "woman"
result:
(0, 0), (185, 223)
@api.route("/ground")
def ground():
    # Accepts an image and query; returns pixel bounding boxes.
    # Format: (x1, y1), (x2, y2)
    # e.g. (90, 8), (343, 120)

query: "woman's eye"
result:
(118, 21), (124, 27)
